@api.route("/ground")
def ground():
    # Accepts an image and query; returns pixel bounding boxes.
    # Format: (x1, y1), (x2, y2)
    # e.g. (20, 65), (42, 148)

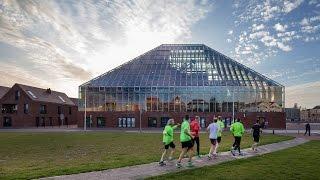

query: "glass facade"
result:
(79, 44), (284, 113)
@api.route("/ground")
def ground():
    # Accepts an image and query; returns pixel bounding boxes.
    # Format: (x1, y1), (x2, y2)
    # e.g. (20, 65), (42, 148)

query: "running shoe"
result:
(159, 161), (166, 166)
(176, 162), (182, 168)
(187, 161), (194, 167)
(231, 149), (236, 156)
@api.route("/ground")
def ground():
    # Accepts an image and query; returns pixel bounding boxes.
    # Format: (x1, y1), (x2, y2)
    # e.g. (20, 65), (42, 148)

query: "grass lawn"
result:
(149, 140), (320, 180)
(0, 131), (292, 179)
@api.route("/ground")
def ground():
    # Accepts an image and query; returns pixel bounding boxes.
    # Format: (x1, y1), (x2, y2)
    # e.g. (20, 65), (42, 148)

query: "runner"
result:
(251, 120), (262, 152)
(159, 119), (180, 166)
(190, 116), (201, 158)
(207, 117), (219, 160)
(230, 118), (245, 156)
(215, 116), (225, 153)
(176, 115), (194, 168)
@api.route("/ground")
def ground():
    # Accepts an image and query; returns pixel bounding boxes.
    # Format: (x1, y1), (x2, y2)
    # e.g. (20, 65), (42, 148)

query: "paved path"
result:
(43, 138), (309, 180)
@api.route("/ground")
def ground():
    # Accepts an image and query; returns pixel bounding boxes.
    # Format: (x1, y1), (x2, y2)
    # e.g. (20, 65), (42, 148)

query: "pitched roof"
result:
(0, 86), (10, 99)
(82, 44), (282, 88)
(313, 105), (320, 109)
(16, 84), (75, 106)
(69, 98), (79, 106)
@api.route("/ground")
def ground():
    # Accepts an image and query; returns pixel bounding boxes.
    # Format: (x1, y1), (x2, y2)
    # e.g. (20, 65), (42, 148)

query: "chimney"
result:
(46, 88), (52, 94)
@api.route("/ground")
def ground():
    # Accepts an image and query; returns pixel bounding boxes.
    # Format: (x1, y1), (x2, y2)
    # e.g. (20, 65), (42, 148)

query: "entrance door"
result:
(97, 117), (106, 128)
(3, 117), (12, 127)
(86, 117), (91, 128)
(148, 117), (157, 127)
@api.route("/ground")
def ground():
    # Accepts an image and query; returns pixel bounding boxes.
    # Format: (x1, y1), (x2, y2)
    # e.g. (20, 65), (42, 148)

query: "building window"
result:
(160, 117), (170, 127)
(40, 105), (47, 114)
(148, 117), (157, 127)
(15, 90), (20, 100)
(58, 106), (61, 114)
(3, 117), (12, 127)
(36, 117), (40, 127)
(27, 90), (37, 98)
(97, 117), (106, 128)
(69, 107), (72, 115)
(41, 117), (45, 127)
(49, 117), (53, 126)
(118, 117), (135, 128)
(24, 103), (29, 114)
(2, 104), (18, 114)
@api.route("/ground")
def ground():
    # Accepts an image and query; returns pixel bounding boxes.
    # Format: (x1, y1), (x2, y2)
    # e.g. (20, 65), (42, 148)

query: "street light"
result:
(84, 86), (87, 131)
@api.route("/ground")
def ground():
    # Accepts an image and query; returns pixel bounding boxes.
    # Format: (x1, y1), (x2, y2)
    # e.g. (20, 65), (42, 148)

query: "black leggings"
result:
(233, 136), (242, 153)
(193, 137), (200, 155)
(305, 128), (311, 136)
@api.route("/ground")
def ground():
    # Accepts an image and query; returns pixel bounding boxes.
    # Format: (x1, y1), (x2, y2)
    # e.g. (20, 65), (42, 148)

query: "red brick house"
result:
(0, 83), (78, 128)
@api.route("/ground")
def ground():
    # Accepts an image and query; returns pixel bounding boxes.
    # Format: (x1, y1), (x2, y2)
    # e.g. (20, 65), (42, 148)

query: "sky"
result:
(0, 0), (319, 108)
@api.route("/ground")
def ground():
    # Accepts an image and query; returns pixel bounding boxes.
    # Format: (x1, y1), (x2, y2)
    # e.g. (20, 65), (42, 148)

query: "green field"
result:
(0, 131), (292, 179)
(149, 140), (320, 180)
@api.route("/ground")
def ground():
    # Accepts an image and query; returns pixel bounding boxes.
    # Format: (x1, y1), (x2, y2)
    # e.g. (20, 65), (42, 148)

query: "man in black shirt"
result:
(304, 122), (311, 136)
(251, 120), (262, 152)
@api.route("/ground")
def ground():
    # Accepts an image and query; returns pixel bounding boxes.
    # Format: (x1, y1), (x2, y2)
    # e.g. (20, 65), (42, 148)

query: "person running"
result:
(304, 122), (311, 136)
(159, 119), (180, 166)
(207, 117), (219, 160)
(215, 116), (225, 153)
(230, 118), (245, 156)
(251, 120), (262, 152)
(176, 115), (194, 168)
(190, 116), (201, 158)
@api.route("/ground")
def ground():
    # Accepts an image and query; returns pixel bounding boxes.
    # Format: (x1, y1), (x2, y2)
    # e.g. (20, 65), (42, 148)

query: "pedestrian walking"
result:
(304, 122), (311, 136)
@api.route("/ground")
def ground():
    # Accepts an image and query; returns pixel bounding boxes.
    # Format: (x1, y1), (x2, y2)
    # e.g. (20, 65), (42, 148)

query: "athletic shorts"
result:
(210, 139), (217, 145)
(164, 141), (176, 149)
(181, 140), (194, 149)
(253, 136), (260, 143)
(217, 136), (222, 143)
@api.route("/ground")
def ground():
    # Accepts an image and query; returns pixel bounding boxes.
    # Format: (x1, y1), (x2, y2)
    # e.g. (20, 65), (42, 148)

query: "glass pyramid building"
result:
(79, 44), (284, 114)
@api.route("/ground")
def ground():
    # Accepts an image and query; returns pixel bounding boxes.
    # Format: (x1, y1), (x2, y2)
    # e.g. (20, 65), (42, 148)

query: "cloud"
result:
(274, 23), (288, 32)
(230, 0), (319, 65)
(252, 24), (265, 31)
(283, 0), (304, 13)
(286, 81), (320, 108)
(0, 0), (213, 97)
(228, 30), (233, 35)
(277, 41), (292, 51)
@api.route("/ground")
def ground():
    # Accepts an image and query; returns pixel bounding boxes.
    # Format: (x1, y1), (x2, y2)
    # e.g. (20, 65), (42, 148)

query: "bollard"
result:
(273, 129), (275, 134)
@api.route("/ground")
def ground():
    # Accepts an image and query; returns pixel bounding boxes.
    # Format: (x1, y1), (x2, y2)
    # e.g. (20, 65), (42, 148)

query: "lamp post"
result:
(232, 86), (235, 122)
(139, 108), (142, 133)
(84, 86), (87, 131)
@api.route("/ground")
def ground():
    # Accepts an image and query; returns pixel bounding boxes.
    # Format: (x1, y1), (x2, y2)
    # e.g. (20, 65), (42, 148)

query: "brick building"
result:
(0, 83), (77, 128)
(300, 106), (320, 123)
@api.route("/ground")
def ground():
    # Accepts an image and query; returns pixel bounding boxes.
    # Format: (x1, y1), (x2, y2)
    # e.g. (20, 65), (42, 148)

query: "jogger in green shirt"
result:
(230, 118), (245, 156)
(159, 119), (180, 166)
(176, 115), (194, 168)
(215, 116), (225, 153)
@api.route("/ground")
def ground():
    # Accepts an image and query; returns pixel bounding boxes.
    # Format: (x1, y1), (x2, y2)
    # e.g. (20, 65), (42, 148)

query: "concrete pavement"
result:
(42, 138), (309, 180)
